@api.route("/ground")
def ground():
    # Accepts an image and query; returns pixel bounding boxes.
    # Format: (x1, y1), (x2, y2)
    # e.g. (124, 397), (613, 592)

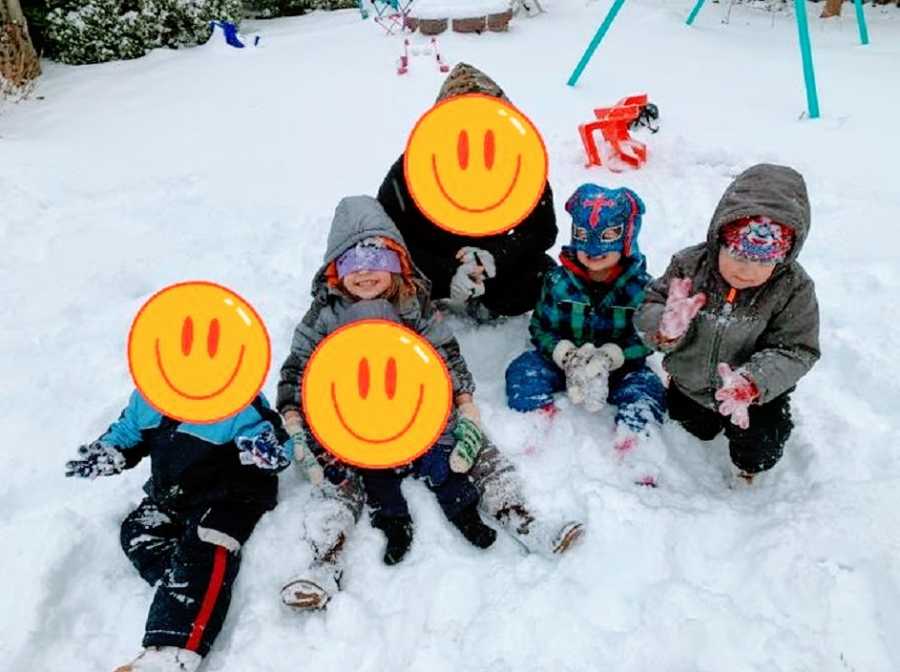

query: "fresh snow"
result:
(2, 1), (900, 671)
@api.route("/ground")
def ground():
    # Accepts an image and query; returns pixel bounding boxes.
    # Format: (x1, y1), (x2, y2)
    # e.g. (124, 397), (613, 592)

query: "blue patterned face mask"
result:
(565, 184), (645, 258)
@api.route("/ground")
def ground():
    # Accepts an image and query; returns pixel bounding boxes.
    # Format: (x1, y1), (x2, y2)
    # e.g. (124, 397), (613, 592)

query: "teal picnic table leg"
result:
(686, 0), (707, 26)
(793, 0), (820, 118)
(567, 0), (629, 87)
(853, 0), (870, 45)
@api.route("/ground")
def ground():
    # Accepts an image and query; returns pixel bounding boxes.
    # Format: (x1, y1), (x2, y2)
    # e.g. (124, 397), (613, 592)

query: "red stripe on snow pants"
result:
(186, 545), (229, 652)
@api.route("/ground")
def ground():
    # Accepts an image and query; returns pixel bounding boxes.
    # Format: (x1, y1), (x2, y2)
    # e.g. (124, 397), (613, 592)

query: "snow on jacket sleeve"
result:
(276, 303), (331, 418)
(743, 273), (820, 404)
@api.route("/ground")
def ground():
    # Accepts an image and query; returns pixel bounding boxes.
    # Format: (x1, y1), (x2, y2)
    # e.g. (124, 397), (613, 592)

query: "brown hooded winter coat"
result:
(634, 164), (821, 410)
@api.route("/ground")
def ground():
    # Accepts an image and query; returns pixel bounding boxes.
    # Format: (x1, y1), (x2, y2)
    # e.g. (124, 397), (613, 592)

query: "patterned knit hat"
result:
(564, 184), (645, 258)
(336, 237), (402, 279)
(436, 63), (508, 103)
(721, 217), (794, 264)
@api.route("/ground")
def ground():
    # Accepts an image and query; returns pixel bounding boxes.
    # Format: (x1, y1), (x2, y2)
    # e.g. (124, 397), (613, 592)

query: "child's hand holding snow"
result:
(553, 341), (624, 411)
(658, 277), (706, 343)
(715, 363), (758, 429)
(65, 441), (127, 479)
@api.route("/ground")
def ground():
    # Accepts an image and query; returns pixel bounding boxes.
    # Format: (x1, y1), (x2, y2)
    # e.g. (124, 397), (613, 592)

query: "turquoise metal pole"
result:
(793, 0), (820, 118)
(686, 0), (707, 26)
(853, 0), (870, 45)
(567, 0), (629, 87)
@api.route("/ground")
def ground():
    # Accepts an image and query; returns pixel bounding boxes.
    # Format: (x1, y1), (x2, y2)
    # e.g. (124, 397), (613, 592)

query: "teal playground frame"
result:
(567, 0), (872, 119)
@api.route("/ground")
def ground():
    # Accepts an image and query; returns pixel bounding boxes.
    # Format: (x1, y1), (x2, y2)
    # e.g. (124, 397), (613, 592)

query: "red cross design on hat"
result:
(582, 195), (616, 228)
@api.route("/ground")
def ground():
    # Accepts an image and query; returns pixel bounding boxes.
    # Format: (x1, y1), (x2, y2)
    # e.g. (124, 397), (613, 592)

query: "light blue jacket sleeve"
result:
(99, 390), (161, 448)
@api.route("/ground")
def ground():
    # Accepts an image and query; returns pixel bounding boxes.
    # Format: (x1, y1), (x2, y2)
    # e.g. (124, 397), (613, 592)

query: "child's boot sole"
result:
(553, 522), (585, 554)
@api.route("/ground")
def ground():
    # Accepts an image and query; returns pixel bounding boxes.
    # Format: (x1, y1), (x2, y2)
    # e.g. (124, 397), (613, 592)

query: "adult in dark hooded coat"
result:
(376, 63), (558, 321)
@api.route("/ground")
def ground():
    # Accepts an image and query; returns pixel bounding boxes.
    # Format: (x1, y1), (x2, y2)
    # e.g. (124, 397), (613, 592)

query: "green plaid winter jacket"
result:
(529, 250), (653, 370)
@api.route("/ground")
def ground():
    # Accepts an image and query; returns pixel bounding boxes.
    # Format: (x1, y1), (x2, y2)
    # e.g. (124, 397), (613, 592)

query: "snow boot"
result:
(281, 561), (343, 611)
(497, 504), (584, 557)
(449, 502), (497, 549)
(372, 512), (414, 565)
(113, 647), (201, 672)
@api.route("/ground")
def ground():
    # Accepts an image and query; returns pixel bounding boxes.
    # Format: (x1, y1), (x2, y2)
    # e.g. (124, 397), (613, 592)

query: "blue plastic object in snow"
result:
(209, 20), (260, 48)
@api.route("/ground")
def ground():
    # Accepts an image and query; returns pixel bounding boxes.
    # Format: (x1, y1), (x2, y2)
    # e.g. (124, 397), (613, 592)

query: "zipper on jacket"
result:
(708, 287), (738, 392)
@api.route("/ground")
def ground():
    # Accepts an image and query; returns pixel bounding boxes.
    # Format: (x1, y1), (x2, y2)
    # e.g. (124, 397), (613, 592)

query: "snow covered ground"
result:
(3, 1), (900, 670)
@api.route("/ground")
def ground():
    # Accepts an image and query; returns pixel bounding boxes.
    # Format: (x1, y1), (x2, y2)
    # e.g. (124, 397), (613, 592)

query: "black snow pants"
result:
(667, 384), (793, 474)
(119, 497), (268, 657)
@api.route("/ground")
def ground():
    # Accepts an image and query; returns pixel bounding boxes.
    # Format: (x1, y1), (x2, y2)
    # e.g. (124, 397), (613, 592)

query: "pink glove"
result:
(658, 278), (706, 343)
(715, 363), (758, 430)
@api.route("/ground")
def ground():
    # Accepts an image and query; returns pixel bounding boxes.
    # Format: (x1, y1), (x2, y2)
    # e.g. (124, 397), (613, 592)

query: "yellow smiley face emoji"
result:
(404, 93), (548, 237)
(128, 281), (271, 424)
(302, 320), (453, 469)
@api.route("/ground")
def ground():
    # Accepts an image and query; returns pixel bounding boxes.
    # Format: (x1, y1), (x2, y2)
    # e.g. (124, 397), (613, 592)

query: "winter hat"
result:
(436, 63), (508, 103)
(564, 184), (645, 258)
(721, 216), (794, 264)
(336, 237), (402, 279)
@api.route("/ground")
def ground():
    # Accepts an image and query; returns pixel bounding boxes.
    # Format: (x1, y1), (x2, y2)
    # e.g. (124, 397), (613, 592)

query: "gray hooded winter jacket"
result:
(276, 196), (475, 428)
(634, 164), (821, 409)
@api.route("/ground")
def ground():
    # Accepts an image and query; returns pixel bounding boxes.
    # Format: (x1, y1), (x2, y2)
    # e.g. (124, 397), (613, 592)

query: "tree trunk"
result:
(820, 0), (843, 18)
(1, 0), (41, 84)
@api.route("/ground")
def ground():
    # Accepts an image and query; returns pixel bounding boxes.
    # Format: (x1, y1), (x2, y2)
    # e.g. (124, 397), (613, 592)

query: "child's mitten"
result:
(236, 430), (291, 472)
(578, 344), (623, 413)
(65, 441), (126, 479)
(283, 416), (324, 485)
(658, 278), (707, 343)
(449, 416), (484, 473)
(715, 363), (758, 429)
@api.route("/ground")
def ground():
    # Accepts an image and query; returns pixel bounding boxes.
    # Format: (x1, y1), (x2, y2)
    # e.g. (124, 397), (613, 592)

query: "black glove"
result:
(65, 441), (127, 479)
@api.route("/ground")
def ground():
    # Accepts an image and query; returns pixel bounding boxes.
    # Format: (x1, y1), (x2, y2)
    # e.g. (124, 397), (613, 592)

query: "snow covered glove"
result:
(449, 261), (486, 304)
(552, 340), (625, 412)
(283, 415), (324, 485)
(236, 430), (290, 472)
(456, 247), (497, 280)
(715, 363), (758, 430)
(658, 277), (706, 343)
(65, 441), (126, 479)
(450, 416), (485, 473)
(449, 248), (497, 305)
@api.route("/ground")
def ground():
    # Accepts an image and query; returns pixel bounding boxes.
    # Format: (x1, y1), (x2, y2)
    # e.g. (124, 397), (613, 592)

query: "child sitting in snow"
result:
(505, 184), (666, 476)
(634, 163), (820, 484)
(277, 195), (497, 569)
(64, 391), (290, 672)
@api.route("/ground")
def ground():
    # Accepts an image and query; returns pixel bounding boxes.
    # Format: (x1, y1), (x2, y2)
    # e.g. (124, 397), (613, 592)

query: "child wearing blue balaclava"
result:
(505, 184), (666, 478)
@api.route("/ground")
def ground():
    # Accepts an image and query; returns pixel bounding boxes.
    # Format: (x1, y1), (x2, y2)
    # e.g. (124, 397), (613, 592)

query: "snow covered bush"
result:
(45, 0), (242, 65)
(244, 0), (356, 18)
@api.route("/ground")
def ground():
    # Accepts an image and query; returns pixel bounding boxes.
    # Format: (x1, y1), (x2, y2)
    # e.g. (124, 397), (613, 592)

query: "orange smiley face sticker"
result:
(404, 93), (548, 237)
(302, 320), (453, 469)
(128, 281), (271, 423)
